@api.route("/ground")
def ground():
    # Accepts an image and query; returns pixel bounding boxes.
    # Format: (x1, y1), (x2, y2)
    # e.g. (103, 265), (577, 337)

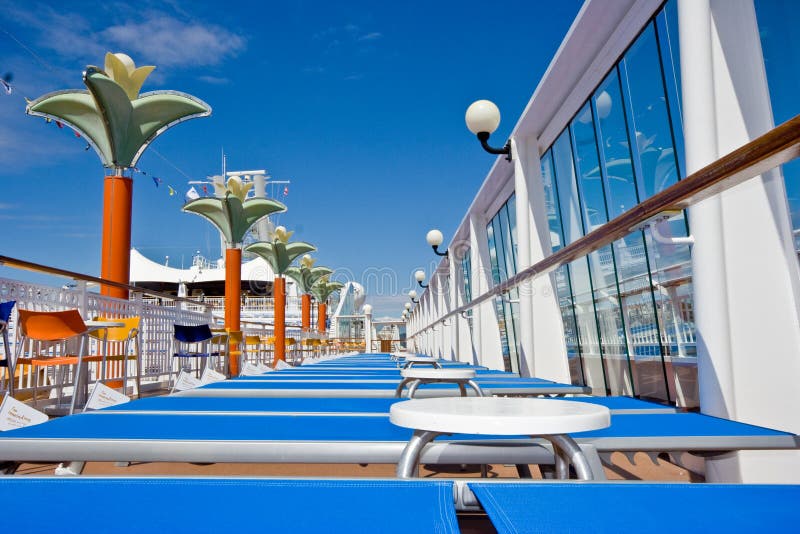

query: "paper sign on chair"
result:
(173, 370), (203, 392)
(0, 394), (48, 431)
(241, 361), (274, 376)
(85, 383), (131, 411)
(201, 367), (226, 384)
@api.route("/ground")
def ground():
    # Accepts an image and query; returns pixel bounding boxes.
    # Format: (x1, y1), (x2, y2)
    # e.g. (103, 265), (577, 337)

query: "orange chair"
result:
(15, 309), (88, 414)
(85, 316), (142, 398)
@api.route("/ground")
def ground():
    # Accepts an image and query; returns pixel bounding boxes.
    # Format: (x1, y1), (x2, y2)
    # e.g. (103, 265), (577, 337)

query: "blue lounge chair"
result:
(467, 481), (800, 533)
(0, 477), (459, 533)
(0, 409), (794, 473)
(0, 477), (795, 533)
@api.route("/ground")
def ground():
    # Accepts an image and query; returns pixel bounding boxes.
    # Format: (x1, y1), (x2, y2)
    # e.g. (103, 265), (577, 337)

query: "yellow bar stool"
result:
(85, 316), (142, 398)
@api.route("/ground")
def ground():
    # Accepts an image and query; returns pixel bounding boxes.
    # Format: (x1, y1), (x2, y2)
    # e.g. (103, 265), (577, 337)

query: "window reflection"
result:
(755, 0), (800, 245)
(541, 1), (698, 405)
(487, 197), (521, 373)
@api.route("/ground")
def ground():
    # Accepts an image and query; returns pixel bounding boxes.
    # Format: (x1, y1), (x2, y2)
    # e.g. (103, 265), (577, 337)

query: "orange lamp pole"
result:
(225, 247), (242, 376)
(301, 293), (311, 331)
(100, 174), (133, 300)
(274, 276), (286, 363)
(317, 302), (327, 335)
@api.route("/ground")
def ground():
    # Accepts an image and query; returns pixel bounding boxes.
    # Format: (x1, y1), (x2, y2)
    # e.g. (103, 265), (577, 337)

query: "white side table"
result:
(401, 356), (442, 369)
(390, 397), (610, 479)
(395, 368), (483, 398)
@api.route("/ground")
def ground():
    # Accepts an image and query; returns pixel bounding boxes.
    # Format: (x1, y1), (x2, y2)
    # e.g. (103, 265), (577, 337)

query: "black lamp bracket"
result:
(477, 131), (511, 161)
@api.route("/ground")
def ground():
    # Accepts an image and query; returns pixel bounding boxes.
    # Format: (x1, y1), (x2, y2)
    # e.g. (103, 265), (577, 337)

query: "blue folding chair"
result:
(0, 301), (16, 394)
(172, 324), (226, 379)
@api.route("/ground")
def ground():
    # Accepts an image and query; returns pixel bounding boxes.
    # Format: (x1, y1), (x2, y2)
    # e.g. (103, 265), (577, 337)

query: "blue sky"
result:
(0, 0), (583, 317)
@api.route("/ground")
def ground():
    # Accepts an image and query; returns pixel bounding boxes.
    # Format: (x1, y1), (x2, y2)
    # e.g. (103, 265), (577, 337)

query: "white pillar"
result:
(364, 306), (373, 353)
(438, 272), (449, 359)
(680, 0), (800, 482)
(449, 256), (459, 361)
(512, 137), (571, 381)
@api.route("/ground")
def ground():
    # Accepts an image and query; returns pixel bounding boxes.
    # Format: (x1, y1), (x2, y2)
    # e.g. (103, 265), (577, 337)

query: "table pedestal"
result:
(395, 368), (483, 398)
(390, 397), (610, 480)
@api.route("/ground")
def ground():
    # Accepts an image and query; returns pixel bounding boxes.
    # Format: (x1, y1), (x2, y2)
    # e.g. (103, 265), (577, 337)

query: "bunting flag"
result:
(283, 186), (289, 196)
(29, 114), (209, 205)
(185, 186), (200, 202)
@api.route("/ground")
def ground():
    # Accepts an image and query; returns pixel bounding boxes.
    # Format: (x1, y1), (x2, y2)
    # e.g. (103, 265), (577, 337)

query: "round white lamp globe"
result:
(465, 100), (501, 135)
(426, 229), (444, 247)
(414, 270), (426, 283)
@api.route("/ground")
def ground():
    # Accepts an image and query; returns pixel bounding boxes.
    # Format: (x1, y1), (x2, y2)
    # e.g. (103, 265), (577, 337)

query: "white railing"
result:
(0, 277), (211, 396)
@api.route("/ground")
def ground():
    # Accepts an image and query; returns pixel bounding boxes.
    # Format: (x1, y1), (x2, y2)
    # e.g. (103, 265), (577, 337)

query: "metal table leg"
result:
(396, 429), (441, 478)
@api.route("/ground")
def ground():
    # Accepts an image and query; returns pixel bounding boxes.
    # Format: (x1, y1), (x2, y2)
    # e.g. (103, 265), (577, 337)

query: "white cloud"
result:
(102, 16), (246, 67)
(358, 32), (382, 41)
(197, 75), (231, 85)
(1, 2), (246, 70)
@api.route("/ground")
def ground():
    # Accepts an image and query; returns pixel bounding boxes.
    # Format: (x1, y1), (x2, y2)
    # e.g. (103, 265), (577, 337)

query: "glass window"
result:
(540, 1), (697, 404)
(594, 69), (669, 400)
(755, 0), (800, 246)
(487, 197), (521, 373)
(571, 102), (634, 395)
(621, 23), (681, 201)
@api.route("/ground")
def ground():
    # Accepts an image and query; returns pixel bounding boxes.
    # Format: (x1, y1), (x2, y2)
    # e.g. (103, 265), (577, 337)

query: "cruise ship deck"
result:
(0, 0), (799, 532)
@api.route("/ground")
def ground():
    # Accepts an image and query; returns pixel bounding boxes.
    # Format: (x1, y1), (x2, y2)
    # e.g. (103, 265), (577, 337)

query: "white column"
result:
(438, 272), (449, 359)
(470, 213), (504, 370)
(364, 306), (373, 353)
(680, 0), (800, 482)
(449, 256), (459, 361)
(512, 137), (571, 381)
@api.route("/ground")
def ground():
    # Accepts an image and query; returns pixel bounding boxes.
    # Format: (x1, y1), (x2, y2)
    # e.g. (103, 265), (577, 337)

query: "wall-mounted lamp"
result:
(426, 229), (448, 257)
(408, 290), (418, 304)
(404, 302), (412, 312)
(465, 100), (511, 161)
(414, 270), (428, 288)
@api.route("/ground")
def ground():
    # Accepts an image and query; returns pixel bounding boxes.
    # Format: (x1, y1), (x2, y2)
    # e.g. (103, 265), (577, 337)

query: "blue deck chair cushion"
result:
(0, 478), (460, 534)
(468, 482), (800, 533)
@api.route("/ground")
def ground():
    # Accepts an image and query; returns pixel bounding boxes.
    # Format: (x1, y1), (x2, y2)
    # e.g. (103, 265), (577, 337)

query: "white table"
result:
(401, 356), (442, 369)
(394, 368), (483, 398)
(390, 397), (610, 479)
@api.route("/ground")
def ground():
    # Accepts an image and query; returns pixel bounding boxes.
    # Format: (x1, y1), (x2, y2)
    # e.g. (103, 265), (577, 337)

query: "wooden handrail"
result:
(0, 254), (207, 308)
(413, 113), (800, 333)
